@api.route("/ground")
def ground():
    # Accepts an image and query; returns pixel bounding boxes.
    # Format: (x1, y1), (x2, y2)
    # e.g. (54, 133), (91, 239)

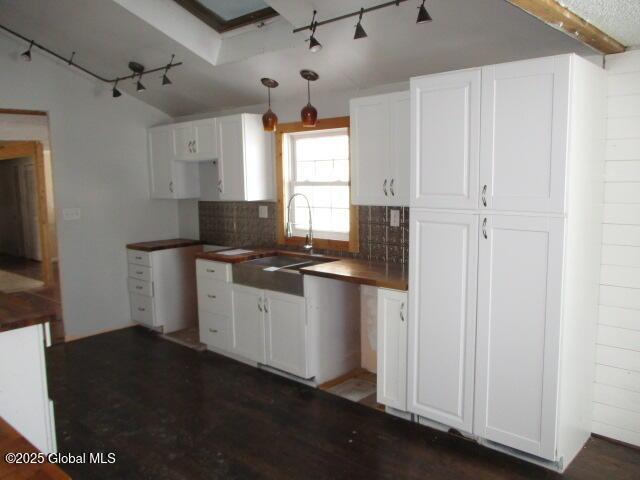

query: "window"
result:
(276, 117), (358, 252)
(173, 0), (278, 33)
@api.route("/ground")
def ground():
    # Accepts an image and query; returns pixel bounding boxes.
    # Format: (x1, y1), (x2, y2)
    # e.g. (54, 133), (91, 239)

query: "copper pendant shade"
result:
(261, 78), (279, 132)
(300, 69), (319, 128)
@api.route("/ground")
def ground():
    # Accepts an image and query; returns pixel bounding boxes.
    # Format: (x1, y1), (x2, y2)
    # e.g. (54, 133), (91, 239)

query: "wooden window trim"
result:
(275, 116), (358, 253)
(172, 0), (279, 33)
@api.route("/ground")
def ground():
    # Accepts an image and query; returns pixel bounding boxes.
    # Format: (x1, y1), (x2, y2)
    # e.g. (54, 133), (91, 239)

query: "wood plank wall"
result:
(594, 50), (640, 447)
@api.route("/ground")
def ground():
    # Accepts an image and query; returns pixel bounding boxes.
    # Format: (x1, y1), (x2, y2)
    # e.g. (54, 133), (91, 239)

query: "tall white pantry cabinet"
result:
(408, 54), (606, 470)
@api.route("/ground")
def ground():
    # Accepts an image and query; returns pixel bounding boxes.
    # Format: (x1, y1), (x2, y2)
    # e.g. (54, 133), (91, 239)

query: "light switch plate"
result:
(390, 209), (400, 227)
(62, 208), (81, 221)
(259, 205), (268, 218)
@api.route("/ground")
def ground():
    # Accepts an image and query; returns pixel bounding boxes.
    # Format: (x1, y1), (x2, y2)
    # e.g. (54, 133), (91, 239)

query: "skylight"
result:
(174, 0), (278, 33)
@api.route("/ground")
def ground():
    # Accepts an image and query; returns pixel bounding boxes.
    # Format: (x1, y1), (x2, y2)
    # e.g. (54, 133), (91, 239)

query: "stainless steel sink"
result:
(232, 254), (334, 296)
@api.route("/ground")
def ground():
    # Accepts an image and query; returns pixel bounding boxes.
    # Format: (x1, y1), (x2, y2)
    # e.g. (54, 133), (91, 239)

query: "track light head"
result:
(112, 80), (122, 98)
(309, 33), (322, 53)
(20, 41), (33, 62)
(162, 74), (172, 86)
(136, 77), (146, 92)
(354, 9), (367, 39)
(416, 0), (432, 24)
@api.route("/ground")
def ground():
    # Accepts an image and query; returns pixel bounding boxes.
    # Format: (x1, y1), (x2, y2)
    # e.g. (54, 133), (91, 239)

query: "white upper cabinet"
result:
(217, 114), (273, 202)
(148, 126), (200, 199)
(474, 215), (564, 460)
(411, 69), (481, 209)
(173, 119), (218, 161)
(408, 210), (478, 433)
(350, 91), (410, 206)
(480, 56), (569, 213)
(377, 288), (408, 411)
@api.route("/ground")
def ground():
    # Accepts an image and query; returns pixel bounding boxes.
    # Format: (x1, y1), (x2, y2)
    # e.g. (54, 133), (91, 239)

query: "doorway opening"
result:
(0, 110), (64, 343)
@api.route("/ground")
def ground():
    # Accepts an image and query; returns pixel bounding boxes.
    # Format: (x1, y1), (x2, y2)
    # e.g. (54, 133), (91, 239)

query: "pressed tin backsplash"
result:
(199, 202), (409, 265)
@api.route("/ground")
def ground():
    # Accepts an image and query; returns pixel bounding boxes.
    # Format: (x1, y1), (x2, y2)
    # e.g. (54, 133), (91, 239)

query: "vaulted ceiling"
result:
(0, 0), (620, 117)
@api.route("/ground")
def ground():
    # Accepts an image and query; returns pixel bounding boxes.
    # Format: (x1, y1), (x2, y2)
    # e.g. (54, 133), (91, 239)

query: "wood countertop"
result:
(126, 238), (203, 252)
(300, 258), (408, 291)
(0, 292), (57, 333)
(0, 416), (70, 479)
(196, 249), (277, 264)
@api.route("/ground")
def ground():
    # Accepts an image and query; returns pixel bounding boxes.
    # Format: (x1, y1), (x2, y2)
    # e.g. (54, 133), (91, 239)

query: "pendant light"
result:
(354, 8), (367, 40)
(261, 78), (279, 132)
(20, 40), (33, 61)
(300, 69), (319, 128)
(416, 0), (432, 23)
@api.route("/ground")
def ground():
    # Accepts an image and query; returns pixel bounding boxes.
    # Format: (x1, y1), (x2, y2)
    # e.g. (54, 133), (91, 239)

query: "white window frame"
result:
(283, 128), (350, 242)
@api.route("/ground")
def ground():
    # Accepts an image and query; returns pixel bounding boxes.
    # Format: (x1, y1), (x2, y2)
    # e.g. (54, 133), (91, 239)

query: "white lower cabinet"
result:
(264, 291), (309, 378)
(408, 210), (478, 433)
(474, 215), (564, 460)
(377, 288), (408, 411)
(230, 285), (267, 363)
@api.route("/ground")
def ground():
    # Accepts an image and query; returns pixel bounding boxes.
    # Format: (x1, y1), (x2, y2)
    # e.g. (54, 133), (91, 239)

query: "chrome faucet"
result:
(286, 193), (313, 253)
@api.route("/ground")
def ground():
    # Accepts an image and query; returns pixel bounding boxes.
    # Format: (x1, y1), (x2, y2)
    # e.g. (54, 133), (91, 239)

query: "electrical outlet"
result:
(389, 209), (400, 227)
(259, 205), (268, 218)
(62, 208), (81, 221)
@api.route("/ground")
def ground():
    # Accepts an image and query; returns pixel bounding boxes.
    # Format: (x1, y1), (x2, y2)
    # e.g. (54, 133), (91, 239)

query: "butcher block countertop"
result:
(300, 259), (408, 291)
(0, 416), (69, 479)
(126, 238), (203, 252)
(0, 292), (57, 333)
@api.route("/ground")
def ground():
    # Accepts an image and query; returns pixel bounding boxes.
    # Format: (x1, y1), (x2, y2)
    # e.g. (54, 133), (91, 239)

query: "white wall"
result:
(594, 49), (640, 447)
(0, 33), (179, 339)
(175, 80), (409, 238)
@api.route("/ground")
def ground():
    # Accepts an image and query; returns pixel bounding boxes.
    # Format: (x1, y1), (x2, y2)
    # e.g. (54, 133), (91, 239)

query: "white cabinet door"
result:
(173, 122), (194, 161)
(192, 119), (218, 161)
(474, 215), (563, 460)
(350, 95), (390, 205)
(217, 115), (246, 201)
(408, 210), (478, 432)
(377, 288), (408, 410)
(148, 127), (175, 199)
(480, 56), (569, 213)
(264, 291), (309, 378)
(231, 285), (265, 363)
(389, 92), (410, 206)
(411, 69), (481, 210)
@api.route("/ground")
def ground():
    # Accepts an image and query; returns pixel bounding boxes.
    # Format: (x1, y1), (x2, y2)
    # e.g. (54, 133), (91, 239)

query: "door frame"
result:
(0, 140), (54, 286)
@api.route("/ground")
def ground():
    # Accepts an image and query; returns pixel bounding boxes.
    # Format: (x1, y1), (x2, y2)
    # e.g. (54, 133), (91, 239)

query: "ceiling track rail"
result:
(0, 22), (183, 84)
(292, 0), (410, 33)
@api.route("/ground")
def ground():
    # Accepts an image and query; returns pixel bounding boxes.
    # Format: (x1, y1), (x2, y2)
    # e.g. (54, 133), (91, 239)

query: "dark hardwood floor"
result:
(46, 327), (640, 480)
(0, 253), (43, 280)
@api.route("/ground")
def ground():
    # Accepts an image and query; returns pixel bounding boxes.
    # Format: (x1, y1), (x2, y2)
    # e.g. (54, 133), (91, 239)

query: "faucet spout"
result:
(286, 193), (313, 253)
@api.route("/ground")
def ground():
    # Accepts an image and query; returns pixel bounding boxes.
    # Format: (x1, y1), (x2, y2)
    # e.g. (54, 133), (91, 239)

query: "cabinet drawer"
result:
(127, 249), (152, 267)
(130, 293), (156, 327)
(196, 259), (231, 282)
(128, 277), (153, 297)
(199, 311), (231, 351)
(197, 277), (232, 316)
(128, 264), (152, 282)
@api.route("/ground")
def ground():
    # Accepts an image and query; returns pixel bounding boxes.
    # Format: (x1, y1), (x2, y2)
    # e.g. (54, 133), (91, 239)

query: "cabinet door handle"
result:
(209, 328), (218, 333)
(383, 179), (388, 196)
(482, 218), (488, 239)
(217, 179), (223, 193)
(207, 294), (216, 299)
(136, 271), (144, 275)
(169, 181), (174, 193)
(136, 286), (143, 290)
(135, 256), (142, 260)
(137, 307), (146, 312)
(206, 268), (215, 273)
(258, 298), (263, 312)
(263, 298), (269, 313)
(400, 302), (405, 322)
(390, 178), (395, 196)
(482, 185), (487, 207)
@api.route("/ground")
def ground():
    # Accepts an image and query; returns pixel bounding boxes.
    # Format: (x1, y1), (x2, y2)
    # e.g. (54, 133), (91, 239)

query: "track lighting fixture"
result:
(162, 54), (174, 85)
(416, 0), (432, 24)
(1, 22), (184, 100)
(20, 40), (33, 62)
(112, 80), (122, 98)
(354, 8), (367, 40)
(261, 78), (279, 132)
(300, 69), (319, 128)
(308, 11), (322, 53)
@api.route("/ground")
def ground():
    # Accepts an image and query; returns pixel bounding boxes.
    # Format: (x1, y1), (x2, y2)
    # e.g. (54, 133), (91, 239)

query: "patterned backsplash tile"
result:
(199, 202), (409, 265)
